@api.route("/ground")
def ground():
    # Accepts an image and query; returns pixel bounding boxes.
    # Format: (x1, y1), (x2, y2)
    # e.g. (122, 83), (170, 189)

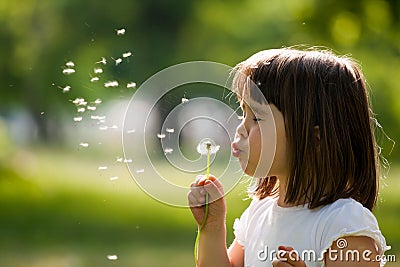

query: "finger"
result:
(197, 174), (217, 186)
(190, 185), (206, 201)
(188, 191), (205, 208)
(195, 175), (204, 185)
(203, 179), (224, 202)
(272, 258), (293, 267)
(278, 246), (295, 252)
(277, 249), (303, 266)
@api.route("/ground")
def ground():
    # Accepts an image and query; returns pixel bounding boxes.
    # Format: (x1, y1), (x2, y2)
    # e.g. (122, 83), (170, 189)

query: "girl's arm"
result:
(188, 176), (244, 267)
(324, 236), (381, 267)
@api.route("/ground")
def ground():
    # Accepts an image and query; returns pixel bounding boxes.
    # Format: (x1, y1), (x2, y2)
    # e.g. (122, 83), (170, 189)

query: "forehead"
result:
(239, 93), (269, 115)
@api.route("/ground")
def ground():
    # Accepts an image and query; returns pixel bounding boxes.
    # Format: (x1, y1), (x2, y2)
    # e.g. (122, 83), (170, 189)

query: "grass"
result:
(0, 146), (398, 266)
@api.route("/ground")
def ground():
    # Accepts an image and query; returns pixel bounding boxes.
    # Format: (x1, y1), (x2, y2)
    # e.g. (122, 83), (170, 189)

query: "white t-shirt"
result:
(233, 197), (389, 267)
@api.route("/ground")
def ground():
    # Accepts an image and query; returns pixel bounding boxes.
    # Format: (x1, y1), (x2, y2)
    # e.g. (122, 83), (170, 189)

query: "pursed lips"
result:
(231, 141), (243, 157)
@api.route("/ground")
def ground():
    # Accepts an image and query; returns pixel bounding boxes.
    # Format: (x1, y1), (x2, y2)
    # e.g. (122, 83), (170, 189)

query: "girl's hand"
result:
(188, 175), (226, 231)
(272, 246), (306, 267)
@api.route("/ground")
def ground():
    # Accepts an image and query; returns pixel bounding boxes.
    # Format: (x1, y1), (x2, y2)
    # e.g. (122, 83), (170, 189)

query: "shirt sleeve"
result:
(233, 199), (256, 246)
(319, 199), (390, 266)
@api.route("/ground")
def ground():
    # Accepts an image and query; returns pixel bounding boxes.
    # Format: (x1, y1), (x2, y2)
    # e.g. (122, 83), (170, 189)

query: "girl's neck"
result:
(276, 177), (307, 208)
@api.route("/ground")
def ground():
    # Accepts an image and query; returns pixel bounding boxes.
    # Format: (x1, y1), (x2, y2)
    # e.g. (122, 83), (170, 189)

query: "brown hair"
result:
(232, 48), (380, 210)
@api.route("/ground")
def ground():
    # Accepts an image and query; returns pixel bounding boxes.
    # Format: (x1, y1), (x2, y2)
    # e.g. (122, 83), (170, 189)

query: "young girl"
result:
(188, 48), (389, 267)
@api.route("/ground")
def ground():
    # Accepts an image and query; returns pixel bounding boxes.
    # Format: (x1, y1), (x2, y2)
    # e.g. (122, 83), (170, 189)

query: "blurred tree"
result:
(0, 0), (399, 160)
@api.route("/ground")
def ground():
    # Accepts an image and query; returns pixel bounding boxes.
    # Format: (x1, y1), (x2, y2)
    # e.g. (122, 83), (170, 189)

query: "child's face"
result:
(232, 96), (288, 179)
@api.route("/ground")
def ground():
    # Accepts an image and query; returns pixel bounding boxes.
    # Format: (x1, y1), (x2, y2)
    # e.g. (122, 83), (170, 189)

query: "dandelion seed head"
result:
(197, 139), (220, 155)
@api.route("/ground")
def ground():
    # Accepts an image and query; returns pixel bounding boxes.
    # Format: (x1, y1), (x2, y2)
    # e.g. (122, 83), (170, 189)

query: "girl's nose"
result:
(236, 121), (248, 139)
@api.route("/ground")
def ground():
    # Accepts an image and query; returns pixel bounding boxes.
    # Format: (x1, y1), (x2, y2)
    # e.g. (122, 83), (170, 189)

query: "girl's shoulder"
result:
(315, 198), (388, 256)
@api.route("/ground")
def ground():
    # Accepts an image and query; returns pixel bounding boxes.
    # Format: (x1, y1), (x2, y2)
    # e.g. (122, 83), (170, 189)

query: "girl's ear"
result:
(314, 126), (320, 147)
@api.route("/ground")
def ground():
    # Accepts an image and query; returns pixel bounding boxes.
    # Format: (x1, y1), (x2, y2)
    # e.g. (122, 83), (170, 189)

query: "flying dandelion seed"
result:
(116, 28), (126, 35)
(73, 116), (83, 122)
(116, 157), (123, 163)
(122, 52), (132, 58)
(98, 166), (108, 170)
(91, 115), (106, 120)
(127, 129), (136, 134)
(104, 81), (119, 88)
(77, 107), (85, 113)
(181, 97), (189, 103)
(40, 111), (45, 115)
(110, 176), (119, 181)
(94, 67), (103, 74)
(113, 57), (122, 66)
(99, 126), (108, 131)
(63, 68), (75, 75)
(197, 139), (220, 155)
(97, 57), (107, 65)
(157, 133), (166, 139)
(107, 255), (118, 261)
(72, 98), (87, 106)
(90, 77), (99, 82)
(110, 125), (118, 129)
(79, 142), (89, 148)
(65, 61), (75, 67)
(126, 82), (136, 89)
(87, 106), (96, 111)
(93, 98), (102, 105)
(166, 128), (174, 133)
(136, 169), (144, 173)
(124, 159), (133, 163)
(164, 147), (173, 154)
(62, 85), (71, 93)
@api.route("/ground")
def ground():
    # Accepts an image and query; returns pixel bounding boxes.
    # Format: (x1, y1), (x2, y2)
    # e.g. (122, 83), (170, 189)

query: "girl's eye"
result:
(253, 117), (262, 122)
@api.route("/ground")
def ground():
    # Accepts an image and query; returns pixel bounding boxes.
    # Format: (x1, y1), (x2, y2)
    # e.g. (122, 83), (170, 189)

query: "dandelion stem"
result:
(194, 144), (212, 266)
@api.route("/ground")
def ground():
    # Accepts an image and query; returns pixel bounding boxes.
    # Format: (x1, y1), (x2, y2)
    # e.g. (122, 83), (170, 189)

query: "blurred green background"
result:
(0, 0), (399, 266)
